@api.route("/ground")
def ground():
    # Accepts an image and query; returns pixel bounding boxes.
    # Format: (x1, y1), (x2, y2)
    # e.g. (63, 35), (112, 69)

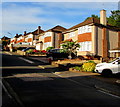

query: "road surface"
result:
(1, 52), (120, 107)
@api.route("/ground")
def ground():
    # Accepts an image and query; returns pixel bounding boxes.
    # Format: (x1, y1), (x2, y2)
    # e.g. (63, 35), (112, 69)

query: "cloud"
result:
(2, 2), (73, 37)
(1, 1), (119, 38)
(2, 0), (120, 2)
(31, 2), (118, 17)
(3, 8), (46, 25)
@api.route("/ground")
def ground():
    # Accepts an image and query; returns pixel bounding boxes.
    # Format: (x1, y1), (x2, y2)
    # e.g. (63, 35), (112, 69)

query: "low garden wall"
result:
(51, 59), (101, 72)
(17, 50), (26, 55)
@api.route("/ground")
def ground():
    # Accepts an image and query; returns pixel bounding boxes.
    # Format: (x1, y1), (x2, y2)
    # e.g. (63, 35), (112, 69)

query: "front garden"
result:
(71, 60), (96, 73)
(25, 49), (47, 56)
(52, 59), (101, 73)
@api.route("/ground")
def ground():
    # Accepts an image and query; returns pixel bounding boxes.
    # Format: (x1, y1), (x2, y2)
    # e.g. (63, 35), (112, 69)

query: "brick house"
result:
(63, 10), (120, 58)
(10, 34), (19, 45)
(36, 25), (66, 50)
(24, 26), (44, 46)
(9, 26), (44, 51)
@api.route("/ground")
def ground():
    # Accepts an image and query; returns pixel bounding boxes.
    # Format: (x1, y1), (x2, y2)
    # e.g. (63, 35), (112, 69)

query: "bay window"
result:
(79, 41), (92, 51)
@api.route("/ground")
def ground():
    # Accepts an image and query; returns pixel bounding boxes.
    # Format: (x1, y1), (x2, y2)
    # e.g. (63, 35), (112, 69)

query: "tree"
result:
(1, 36), (10, 50)
(61, 41), (80, 59)
(85, 14), (100, 20)
(86, 10), (120, 27)
(2, 39), (10, 50)
(107, 10), (120, 27)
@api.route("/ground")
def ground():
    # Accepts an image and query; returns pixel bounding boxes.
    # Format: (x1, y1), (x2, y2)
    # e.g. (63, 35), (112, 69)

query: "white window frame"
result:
(68, 32), (75, 38)
(44, 32), (52, 38)
(78, 25), (91, 34)
(44, 42), (52, 49)
(79, 41), (92, 51)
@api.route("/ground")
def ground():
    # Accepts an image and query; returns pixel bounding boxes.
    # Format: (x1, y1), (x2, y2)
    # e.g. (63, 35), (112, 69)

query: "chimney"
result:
(15, 34), (18, 43)
(24, 31), (26, 36)
(38, 26), (41, 34)
(100, 10), (107, 25)
(16, 34), (18, 37)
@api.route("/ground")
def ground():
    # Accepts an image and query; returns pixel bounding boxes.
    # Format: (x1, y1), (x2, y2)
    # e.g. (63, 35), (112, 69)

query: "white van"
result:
(95, 57), (120, 76)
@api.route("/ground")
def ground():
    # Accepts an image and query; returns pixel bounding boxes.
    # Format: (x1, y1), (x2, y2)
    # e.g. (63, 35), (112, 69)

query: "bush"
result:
(39, 50), (47, 55)
(26, 49), (34, 54)
(82, 61), (96, 72)
(72, 66), (82, 71)
(46, 47), (54, 51)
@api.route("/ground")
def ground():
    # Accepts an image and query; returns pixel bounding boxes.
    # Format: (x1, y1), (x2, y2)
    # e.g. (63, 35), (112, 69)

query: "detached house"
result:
(10, 34), (19, 45)
(24, 26), (44, 46)
(63, 10), (120, 58)
(36, 25), (66, 50)
(9, 26), (44, 51)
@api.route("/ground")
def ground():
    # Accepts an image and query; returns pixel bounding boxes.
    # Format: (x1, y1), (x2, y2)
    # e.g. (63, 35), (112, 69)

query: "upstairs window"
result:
(78, 25), (91, 34)
(79, 41), (92, 51)
(68, 32), (75, 38)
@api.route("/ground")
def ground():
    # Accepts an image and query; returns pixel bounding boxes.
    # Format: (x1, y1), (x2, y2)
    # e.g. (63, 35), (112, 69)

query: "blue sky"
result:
(1, 1), (119, 38)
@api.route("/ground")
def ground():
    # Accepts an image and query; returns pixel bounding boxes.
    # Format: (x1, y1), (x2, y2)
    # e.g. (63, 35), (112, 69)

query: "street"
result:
(1, 52), (120, 107)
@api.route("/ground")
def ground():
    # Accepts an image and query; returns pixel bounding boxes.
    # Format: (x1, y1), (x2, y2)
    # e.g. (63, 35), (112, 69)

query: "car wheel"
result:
(101, 69), (112, 77)
(49, 57), (54, 60)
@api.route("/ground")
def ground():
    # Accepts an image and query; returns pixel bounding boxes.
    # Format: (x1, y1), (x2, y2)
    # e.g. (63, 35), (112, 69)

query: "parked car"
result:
(95, 57), (120, 76)
(46, 49), (76, 60)
(22, 47), (35, 52)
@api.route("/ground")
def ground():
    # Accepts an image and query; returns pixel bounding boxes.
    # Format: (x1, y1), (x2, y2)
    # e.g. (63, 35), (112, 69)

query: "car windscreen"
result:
(49, 49), (60, 53)
(109, 58), (120, 63)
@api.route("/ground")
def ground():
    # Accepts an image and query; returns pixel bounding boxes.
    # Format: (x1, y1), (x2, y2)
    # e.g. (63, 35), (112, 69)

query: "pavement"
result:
(2, 51), (120, 98)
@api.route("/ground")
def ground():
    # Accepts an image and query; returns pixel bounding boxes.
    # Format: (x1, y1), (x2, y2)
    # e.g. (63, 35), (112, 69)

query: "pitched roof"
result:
(1, 36), (10, 40)
(32, 29), (44, 35)
(64, 17), (120, 33)
(64, 17), (100, 32)
(45, 25), (67, 32)
(15, 34), (22, 38)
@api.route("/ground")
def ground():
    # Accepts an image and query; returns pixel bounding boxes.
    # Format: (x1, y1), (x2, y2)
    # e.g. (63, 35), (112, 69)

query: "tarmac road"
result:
(1, 52), (120, 107)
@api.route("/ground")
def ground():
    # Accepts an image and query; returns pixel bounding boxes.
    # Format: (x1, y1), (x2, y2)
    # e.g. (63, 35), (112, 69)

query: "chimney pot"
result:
(16, 34), (18, 37)
(38, 26), (41, 29)
(100, 9), (107, 25)
(24, 31), (26, 36)
(38, 26), (41, 34)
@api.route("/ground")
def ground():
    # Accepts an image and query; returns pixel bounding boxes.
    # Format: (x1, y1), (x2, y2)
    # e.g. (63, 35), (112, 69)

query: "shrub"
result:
(82, 61), (96, 72)
(46, 47), (54, 51)
(33, 49), (39, 53)
(39, 50), (47, 55)
(72, 66), (82, 71)
(26, 49), (34, 54)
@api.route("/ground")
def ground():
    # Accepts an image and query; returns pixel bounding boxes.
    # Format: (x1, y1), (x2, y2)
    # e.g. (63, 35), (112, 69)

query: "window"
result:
(68, 32), (75, 38)
(79, 41), (92, 51)
(78, 25), (91, 34)
(44, 42), (51, 49)
(44, 32), (52, 38)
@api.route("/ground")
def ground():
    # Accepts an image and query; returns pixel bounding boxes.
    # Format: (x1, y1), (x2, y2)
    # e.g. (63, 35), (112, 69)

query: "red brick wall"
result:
(102, 28), (108, 58)
(28, 38), (32, 42)
(118, 31), (120, 47)
(44, 36), (51, 43)
(22, 38), (25, 42)
(78, 33), (91, 42)
(10, 40), (14, 43)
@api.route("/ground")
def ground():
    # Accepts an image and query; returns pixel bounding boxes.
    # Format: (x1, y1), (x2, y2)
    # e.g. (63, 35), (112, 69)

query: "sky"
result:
(1, 0), (120, 38)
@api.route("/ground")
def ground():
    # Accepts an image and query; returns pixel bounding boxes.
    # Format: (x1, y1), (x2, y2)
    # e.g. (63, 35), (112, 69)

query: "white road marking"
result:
(0, 80), (12, 99)
(53, 72), (92, 88)
(1, 79), (24, 107)
(19, 57), (34, 64)
(98, 90), (120, 99)
(53, 72), (120, 99)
